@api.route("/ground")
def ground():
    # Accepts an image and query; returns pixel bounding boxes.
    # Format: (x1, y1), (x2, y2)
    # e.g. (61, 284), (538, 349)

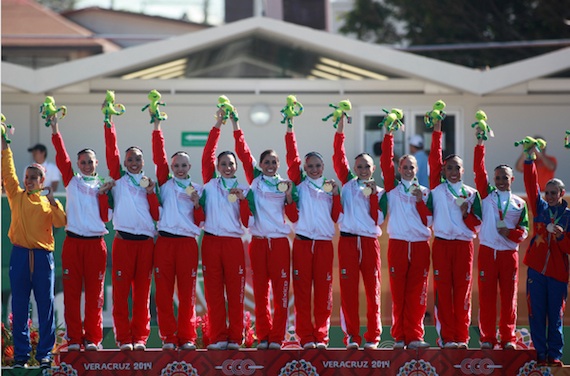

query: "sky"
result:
(75, 0), (225, 25)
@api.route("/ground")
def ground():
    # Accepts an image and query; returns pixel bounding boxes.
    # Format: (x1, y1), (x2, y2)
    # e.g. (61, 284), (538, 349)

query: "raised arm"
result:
(428, 121), (443, 190)
(380, 131), (396, 192)
(104, 116), (122, 180)
(50, 116), (75, 187)
(151, 118), (170, 186)
(232, 117), (256, 185)
(332, 117), (352, 184)
(201, 111), (224, 184)
(523, 159), (540, 217)
(473, 136), (490, 199)
(1, 130), (23, 198)
(285, 126), (302, 185)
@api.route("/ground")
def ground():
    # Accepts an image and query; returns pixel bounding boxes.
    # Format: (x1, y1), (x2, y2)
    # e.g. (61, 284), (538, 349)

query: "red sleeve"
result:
(152, 130), (170, 186)
(523, 161), (540, 217)
(147, 192), (160, 221)
(473, 144), (490, 199)
(234, 129), (255, 185)
(285, 132), (302, 185)
(285, 201), (299, 223)
(331, 194), (342, 223)
(506, 228), (526, 243)
(416, 200), (431, 226)
(193, 206), (205, 226)
(429, 131), (443, 190)
(380, 133), (396, 192)
(239, 198), (251, 227)
(369, 193), (379, 223)
(51, 132), (74, 187)
(333, 132), (351, 184)
(202, 127), (220, 184)
(97, 193), (110, 222)
(464, 212), (482, 231)
(104, 122), (122, 180)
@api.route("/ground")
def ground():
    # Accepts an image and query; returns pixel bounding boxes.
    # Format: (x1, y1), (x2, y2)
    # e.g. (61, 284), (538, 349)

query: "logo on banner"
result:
(215, 359), (263, 375)
(516, 361), (553, 376)
(43, 362), (78, 376)
(279, 359), (318, 376)
(160, 361), (199, 376)
(453, 358), (502, 375)
(397, 359), (437, 376)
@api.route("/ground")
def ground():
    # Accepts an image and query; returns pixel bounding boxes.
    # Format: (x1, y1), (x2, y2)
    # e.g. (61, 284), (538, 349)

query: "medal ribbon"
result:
(221, 177), (238, 191)
(127, 172), (143, 187)
(401, 178), (419, 194)
(174, 177), (192, 190)
(548, 207), (563, 226)
(446, 181), (467, 198)
(262, 175), (281, 191)
(496, 191), (511, 220)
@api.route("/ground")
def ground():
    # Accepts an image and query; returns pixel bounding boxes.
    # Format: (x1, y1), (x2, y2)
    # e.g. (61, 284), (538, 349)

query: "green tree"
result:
(339, 0), (400, 44)
(340, 0), (570, 67)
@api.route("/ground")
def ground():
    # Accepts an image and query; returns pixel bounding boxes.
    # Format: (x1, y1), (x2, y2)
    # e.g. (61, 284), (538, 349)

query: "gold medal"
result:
(228, 193), (237, 203)
(323, 182), (333, 193)
(547, 223), (556, 233)
(455, 197), (465, 206)
(496, 220), (506, 229)
(185, 185), (195, 195)
(139, 176), (150, 188)
(362, 186), (372, 197)
(277, 182), (288, 192)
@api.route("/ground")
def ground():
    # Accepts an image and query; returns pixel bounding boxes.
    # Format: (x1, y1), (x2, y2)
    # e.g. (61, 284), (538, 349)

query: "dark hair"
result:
(304, 151), (324, 162)
(77, 148), (96, 158)
(260, 149), (278, 163)
(494, 164), (513, 175)
(546, 178), (566, 192)
(443, 154), (462, 164)
(354, 152), (373, 160)
(125, 146), (143, 154)
(217, 150), (236, 161)
(171, 151), (190, 159)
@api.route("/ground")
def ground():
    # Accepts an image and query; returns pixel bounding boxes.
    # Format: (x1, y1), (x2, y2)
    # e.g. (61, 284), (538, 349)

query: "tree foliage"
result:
(340, 0), (570, 67)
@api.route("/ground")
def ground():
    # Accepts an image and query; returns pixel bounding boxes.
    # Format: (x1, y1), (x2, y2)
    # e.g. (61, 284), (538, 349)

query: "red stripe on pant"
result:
(432, 238), (473, 345)
(292, 238), (333, 346)
(202, 234), (246, 344)
(62, 236), (107, 346)
(338, 235), (381, 346)
(388, 239), (430, 344)
(249, 237), (290, 344)
(112, 237), (154, 345)
(478, 245), (518, 345)
(154, 236), (199, 345)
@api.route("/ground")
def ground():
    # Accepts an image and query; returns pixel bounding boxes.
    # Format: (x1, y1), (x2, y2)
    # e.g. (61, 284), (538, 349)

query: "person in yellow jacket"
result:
(1, 122), (66, 369)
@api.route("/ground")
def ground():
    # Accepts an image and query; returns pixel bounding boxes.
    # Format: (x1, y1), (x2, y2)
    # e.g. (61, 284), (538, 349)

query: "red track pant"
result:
(292, 238), (333, 346)
(62, 236), (107, 346)
(154, 236), (198, 345)
(111, 236), (154, 345)
(432, 238), (473, 345)
(338, 235), (381, 346)
(202, 234), (246, 344)
(388, 239), (430, 344)
(478, 245), (518, 346)
(249, 237), (290, 344)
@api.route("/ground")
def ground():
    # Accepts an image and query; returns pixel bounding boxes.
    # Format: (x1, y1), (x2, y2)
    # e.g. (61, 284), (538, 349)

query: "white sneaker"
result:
(480, 342), (493, 349)
(268, 342), (282, 350)
(364, 342), (379, 349)
(316, 343), (327, 349)
(257, 340), (269, 350)
(84, 342), (100, 351)
(119, 343), (133, 351)
(443, 341), (458, 349)
(67, 344), (81, 351)
(408, 340), (430, 349)
(346, 342), (359, 350)
(227, 342), (240, 350)
(162, 343), (176, 350)
(393, 341), (406, 349)
(303, 342), (316, 349)
(503, 342), (516, 350)
(133, 342), (146, 351)
(207, 341), (228, 350)
(180, 342), (196, 350)
(457, 342), (468, 349)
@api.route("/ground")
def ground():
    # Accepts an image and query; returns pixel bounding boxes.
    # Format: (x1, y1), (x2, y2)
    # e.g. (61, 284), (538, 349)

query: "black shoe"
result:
(40, 358), (52, 369)
(12, 360), (27, 368)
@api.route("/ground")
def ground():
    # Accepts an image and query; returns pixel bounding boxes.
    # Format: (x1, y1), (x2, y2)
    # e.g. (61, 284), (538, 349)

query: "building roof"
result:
(2, 16), (570, 95)
(1, 0), (119, 51)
